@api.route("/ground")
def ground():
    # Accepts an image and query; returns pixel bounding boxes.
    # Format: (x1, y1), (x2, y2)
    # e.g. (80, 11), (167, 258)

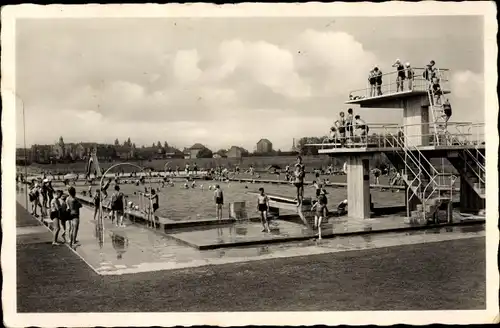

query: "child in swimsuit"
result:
(312, 181), (321, 198)
(311, 189), (328, 239)
(257, 188), (271, 233)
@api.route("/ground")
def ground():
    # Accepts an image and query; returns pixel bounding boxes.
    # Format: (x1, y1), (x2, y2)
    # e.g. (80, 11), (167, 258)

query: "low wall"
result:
(23, 155), (341, 174)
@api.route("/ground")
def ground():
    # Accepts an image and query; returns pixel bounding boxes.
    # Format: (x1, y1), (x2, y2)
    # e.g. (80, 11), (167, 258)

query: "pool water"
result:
(73, 177), (407, 221)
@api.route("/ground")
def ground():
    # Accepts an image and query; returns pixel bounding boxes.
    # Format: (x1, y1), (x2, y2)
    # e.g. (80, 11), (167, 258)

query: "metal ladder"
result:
(444, 129), (486, 196)
(384, 128), (457, 221)
(426, 69), (448, 146)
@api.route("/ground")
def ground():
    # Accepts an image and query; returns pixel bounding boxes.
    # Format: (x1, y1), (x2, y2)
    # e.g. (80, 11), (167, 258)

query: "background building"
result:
(227, 146), (243, 158)
(256, 138), (273, 154)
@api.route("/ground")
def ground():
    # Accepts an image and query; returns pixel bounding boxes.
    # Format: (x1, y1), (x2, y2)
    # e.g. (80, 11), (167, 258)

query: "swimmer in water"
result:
(191, 181), (196, 188)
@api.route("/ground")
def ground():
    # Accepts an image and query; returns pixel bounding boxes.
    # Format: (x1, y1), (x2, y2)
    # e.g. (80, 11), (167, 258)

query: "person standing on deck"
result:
(346, 108), (355, 143)
(311, 188), (328, 239)
(66, 187), (82, 248)
(368, 68), (377, 97)
(41, 179), (49, 212)
(110, 185), (125, 227)
(335, 111), (347, 146)
(294, 156), (306, 206)
(405, 62), (414, 91)
(93, 190), (100, 220)
(145, 189), (160, 223)
(49, 190), (63, 246)
(442, 98), (452, 129)
(372, 168), (382, 185)
(257, 188), (271, 233)
(214, 185), (224, 221)
(392, 59), (406, 92)
(374, 66), (383, 96)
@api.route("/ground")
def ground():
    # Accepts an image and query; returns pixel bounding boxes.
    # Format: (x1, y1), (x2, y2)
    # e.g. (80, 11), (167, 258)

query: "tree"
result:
(196, 147), (213, 158)
(126, 137), (132, 147)
(240, 147), (249, 156)
(157, 141), (162, 148)
(296, 136), (323, 155)
(114, 139), (120, 146)
(164, 141), (169, 149)
(216, 149), (228, 157)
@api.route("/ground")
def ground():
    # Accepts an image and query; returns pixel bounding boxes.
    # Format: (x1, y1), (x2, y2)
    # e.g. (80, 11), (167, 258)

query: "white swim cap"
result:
(395, 58), (400, 64)
(405, 62), (410, 67)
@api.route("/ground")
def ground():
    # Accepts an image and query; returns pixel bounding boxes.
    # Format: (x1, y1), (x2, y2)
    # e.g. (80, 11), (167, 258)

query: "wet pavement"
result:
(16, 190), (485, 276)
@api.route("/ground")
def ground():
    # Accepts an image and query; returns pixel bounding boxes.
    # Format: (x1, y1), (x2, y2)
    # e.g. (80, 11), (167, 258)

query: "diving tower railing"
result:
(347, 67), (451, 101)
(307, 122), (485, 150)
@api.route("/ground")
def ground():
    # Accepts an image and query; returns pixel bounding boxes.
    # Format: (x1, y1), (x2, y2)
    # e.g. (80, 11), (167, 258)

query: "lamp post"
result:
(98, 163), (152, 247)
(17, 95), (29, 208)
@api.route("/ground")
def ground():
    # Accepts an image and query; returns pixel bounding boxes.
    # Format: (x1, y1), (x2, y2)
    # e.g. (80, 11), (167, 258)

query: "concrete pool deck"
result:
(16, 198), (485, 277)
(17, 185), (485, 274)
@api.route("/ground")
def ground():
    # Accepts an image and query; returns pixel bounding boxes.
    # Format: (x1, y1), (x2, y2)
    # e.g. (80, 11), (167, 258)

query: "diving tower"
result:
(307, 66), (485, 223)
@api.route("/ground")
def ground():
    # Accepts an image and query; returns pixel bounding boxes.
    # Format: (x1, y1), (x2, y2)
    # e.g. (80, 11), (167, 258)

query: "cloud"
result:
(292, 30), (378, 96)
(173, 50), (202, 84)
(449, 70), (484, 123)
(23, 22), (483, 150)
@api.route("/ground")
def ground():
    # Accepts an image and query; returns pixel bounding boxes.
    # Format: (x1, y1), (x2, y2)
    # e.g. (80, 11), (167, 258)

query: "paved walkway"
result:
(16, 191), (485, 276)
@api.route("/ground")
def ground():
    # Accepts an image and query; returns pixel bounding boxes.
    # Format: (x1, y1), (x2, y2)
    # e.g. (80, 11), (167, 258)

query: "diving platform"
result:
(306, 64), (485, 221)
(346, 67), (451, 108)
(346, 89), (451, 107)
(315, 142), (485, 155)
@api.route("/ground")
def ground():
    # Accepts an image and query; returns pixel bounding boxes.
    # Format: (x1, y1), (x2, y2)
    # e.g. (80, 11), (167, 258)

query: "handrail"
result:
(348, 67), (451, 101)
(383, 128), (449, 203)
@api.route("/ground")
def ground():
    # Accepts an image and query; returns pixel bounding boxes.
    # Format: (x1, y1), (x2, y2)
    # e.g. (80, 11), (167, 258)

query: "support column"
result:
(347, 156), (371, 219)
(402, 96), (430, 147)
(459, 177), (485, 214)
(405, 188), (421, 212)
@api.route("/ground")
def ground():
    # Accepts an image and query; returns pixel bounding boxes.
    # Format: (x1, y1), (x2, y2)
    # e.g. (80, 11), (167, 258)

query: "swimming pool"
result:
(73, 174), (408, 221)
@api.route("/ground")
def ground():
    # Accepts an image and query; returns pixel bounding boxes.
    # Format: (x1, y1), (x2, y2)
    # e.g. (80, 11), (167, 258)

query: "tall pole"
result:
(19, 96), (29, 207)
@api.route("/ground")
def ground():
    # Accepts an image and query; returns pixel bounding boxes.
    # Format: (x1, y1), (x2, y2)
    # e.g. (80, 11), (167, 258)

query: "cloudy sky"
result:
(15, 15), (484, 151)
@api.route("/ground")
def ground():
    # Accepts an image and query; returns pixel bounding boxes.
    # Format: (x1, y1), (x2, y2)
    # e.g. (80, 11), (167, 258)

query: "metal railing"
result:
(444, 125), (485, 193)
(312, 122), (485, 150)
(348, 68), (451, 101)
(382, 127), (456, 220)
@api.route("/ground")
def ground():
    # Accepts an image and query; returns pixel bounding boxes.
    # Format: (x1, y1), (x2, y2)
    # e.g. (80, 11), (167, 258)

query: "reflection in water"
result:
(258, 246), (270, 255)
(361, 227), (373, 244)
(94, 222), (104, 249)
(110, 231), (129, 260)
(235, 227), (247, 236)
(216, 227), (224, 243)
